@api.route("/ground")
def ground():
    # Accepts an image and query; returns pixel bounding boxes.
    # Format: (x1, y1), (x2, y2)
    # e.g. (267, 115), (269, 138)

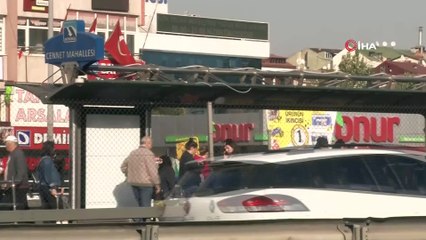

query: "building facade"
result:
(0, 0), (270, 84)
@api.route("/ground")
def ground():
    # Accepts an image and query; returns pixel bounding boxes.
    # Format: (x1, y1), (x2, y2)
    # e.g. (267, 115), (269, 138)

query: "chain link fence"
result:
(74, 101), (426, 209)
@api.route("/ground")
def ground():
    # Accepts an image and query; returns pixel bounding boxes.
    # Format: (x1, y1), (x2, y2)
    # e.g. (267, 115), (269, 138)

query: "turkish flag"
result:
(18, 48), (24, 59)
(105, 21), (136, 66)
(89, 17), (97, 33)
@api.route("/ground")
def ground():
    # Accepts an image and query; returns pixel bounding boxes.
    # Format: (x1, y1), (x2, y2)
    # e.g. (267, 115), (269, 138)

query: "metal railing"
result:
(2, 215), (426, 240)
(84, 64), (426, 92)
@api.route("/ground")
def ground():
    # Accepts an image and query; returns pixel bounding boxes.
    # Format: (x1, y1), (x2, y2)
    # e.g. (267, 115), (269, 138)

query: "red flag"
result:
(60, 4), (71, 33)
(89, 17), (97, 33)
(105, 21), (136, 66)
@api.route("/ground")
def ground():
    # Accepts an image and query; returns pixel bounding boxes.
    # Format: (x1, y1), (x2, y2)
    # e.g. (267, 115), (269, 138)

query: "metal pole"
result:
(47, 0), (54, 140)
(70, 107), (82, 209)
(207, 102), (214, 159)
(11, 178), (16, 211)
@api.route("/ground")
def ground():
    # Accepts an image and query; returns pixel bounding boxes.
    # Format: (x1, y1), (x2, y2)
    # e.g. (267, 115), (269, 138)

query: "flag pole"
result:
(47, 0), (54, 141)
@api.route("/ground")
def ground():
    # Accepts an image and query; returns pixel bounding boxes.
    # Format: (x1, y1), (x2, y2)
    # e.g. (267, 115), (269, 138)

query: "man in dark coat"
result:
(178, 139), (198, 180)
(1, 135), (29, 210)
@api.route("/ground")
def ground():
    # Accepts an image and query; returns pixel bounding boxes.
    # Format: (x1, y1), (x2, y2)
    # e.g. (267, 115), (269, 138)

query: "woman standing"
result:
(37, 141), (61, 209)
(157, 155), (176, 199)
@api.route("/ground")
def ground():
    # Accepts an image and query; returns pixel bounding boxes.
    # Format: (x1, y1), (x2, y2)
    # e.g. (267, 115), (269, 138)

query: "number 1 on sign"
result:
(291, 125), (308, 146)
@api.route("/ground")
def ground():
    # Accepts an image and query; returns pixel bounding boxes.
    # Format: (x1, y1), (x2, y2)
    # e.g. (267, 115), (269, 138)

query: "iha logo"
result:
(345, 39), (397, 52)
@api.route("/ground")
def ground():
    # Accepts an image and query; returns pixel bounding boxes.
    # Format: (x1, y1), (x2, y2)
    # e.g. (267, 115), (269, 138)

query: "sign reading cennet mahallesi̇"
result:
(44, 20), (104, 68)
(157, 13), (269, 41)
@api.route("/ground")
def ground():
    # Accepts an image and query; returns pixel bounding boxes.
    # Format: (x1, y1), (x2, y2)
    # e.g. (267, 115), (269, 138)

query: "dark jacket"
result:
(159, 166), (176, 199)
(37, 155), (61, 188)
(179, 151), (194, 179)
(5, 148), (29, 188)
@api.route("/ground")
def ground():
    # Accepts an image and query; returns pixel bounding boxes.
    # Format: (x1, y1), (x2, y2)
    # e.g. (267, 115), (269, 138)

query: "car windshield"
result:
(172, 154), (426, 198)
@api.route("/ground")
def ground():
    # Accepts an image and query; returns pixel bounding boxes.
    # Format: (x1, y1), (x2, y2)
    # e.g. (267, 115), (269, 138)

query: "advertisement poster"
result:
(10, 87), (69, 127)
(266, 110), (337, 149)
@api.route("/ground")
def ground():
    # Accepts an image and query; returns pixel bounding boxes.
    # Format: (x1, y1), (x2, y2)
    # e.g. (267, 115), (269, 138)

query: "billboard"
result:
(266, 110), (425, 148)
(10, 87), (69, 128)
(266, 110), (337, 149)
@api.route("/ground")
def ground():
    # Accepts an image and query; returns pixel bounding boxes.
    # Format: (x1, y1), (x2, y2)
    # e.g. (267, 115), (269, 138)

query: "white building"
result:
(0, 0), (270, 87)
(0, 0), (270, 122)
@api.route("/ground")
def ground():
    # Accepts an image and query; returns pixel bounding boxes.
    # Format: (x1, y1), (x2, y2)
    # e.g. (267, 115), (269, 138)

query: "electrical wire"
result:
(195, 80), (252, 94)
(212, 82), (252, 94)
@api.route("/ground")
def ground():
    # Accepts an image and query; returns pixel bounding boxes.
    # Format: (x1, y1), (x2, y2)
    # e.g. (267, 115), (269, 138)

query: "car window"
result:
(363, 155), (426, 195)
(362, 155), (401, 193)
(176, 155), (426, 198)
(300, 156), (376, 191)
(387, 156), (426, 195)
(192, 162), (275, 197)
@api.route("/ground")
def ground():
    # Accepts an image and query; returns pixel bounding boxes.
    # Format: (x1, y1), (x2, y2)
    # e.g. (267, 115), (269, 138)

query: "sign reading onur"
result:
(213, 123), (255, 142)
(335, 116), (400, 143)
(44, 20), (104, 69)
(266, 110), (425, 148)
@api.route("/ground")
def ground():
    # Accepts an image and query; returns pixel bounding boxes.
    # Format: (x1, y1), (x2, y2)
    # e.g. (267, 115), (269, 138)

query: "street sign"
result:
(44, 20), (104, 70)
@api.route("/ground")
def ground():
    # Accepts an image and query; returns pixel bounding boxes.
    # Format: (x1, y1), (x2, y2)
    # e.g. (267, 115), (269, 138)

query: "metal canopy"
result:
(8, 80), (426, 113)
(6, 65), (426, 113)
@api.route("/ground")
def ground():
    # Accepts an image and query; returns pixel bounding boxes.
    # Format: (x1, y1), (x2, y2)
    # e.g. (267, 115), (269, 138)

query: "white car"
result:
(161, 147), (426, 222)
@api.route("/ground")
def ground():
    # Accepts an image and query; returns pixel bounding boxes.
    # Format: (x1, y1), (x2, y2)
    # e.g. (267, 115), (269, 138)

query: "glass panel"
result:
(29, 28), (47, 53)
(126, 34), (135, 55)
(98, 32), (106, 42)
(387, 156), (426, 195)
(18, 29), (26, 48)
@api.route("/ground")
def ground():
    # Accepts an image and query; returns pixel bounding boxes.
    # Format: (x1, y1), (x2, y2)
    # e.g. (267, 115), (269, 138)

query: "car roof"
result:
(214, 147), (426, 164)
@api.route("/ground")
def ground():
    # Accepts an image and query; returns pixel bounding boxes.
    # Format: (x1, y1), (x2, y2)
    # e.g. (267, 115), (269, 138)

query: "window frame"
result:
(0, 16), (5, 55)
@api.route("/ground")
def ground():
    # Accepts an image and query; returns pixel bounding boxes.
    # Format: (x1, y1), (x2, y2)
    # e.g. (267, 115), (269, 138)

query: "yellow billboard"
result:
(266, 110), (336, 149)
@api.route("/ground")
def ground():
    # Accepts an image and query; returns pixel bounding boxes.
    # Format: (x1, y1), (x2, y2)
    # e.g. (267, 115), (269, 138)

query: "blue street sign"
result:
(44, 20), (104, 69)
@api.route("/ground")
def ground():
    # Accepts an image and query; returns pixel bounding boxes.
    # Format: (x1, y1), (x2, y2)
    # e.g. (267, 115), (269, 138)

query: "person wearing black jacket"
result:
(157, 155), (176, 199)
(178, 139), (198, 179)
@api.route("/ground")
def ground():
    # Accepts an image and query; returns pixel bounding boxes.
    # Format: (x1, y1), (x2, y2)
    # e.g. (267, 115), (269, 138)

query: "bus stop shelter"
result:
(8, 65), (426, 209)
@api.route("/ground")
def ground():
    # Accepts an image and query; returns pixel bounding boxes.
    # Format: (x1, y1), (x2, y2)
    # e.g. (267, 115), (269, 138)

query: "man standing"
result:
(2, 135), (29, 210)
(121, 136), (160, 208)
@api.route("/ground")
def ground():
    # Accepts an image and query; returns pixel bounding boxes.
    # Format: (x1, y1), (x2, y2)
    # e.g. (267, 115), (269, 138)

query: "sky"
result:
(168, 0), (426, 56)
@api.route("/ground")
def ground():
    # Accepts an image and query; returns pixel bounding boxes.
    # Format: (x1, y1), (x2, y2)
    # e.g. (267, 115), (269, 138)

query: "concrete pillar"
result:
(6, 0), (18, 82)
